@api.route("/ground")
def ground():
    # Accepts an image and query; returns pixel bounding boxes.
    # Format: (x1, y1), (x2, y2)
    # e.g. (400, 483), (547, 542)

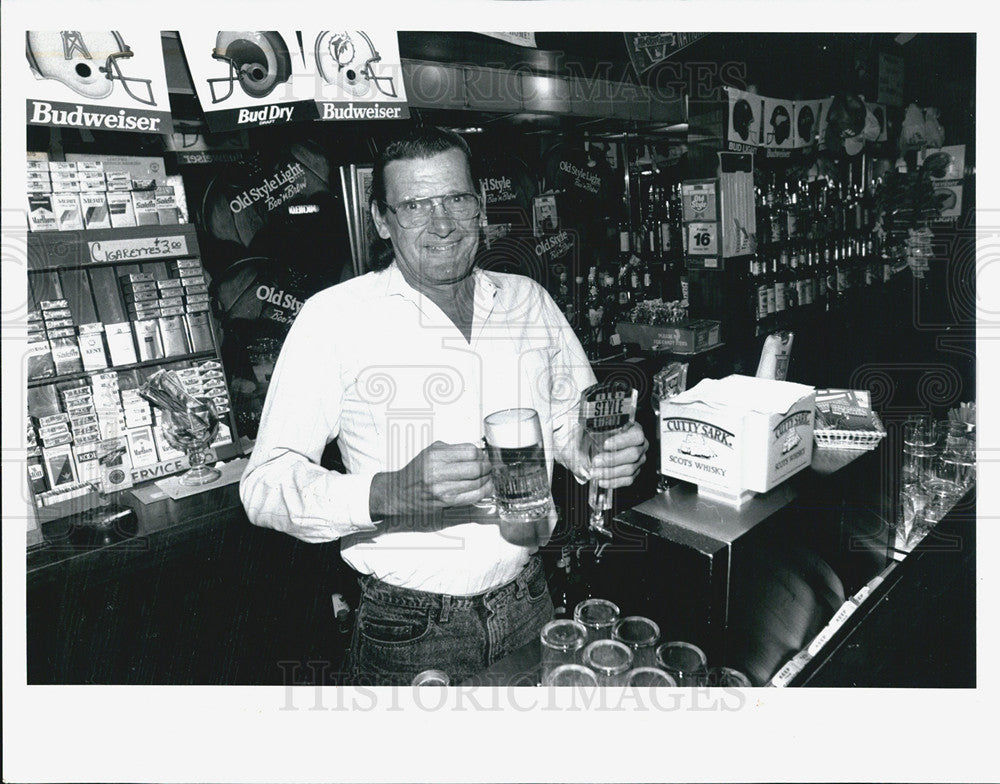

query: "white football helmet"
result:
(26, 30), (156, 106)
(208, 31), (292, 103)
(314, 30), (398, 98)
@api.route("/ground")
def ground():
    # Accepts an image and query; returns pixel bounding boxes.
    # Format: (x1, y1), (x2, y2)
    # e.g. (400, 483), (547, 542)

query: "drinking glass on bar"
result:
(411, 669), (449, 686)
(612, 616), (660, 669)
(655, 641), (708, 686)
(705, 666), (753, 688)
(483, 408), (553, 524)
(582, 639), (633, 686)
(574, 598), (620, 644)
(626, 667), (678, 687)
(543, 663), (599, 687)
(540, 619), (588, 686)
(901, 416), (937, 487)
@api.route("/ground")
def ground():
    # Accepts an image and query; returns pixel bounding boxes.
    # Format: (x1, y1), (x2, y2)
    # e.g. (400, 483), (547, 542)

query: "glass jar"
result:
(705, 666), (752, 688)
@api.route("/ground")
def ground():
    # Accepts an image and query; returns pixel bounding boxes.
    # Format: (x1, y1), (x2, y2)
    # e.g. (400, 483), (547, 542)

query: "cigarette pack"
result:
(131, 192), (159, 226)
(107, 192), (137, 227)
(158, 314), (191, 356)
(77, 331), (109, 371)
(98, 414), (128, 441)
(168, 257), (202, 272)
(134, 319), (163, 361)
(78, 321), (104, 335)
(50, 336), (84, 375)
(211, 422), (233, 447)
(27, 195), (58, 231)
(184, 311), (215, 352)
(123, 288), (160, 303)
(72, 443), (101, 485)
(152, 424), (185, 460)
(157, 278), (183, 292)
(105, 322), (138, 365)
(43, 306), (73, 321)
(42, 444), (78, 488)
(51, 178), (82, 193)
(40, 299), (69, 311)
(159, 305), (185, 317)
(50, 161), (78, 173)
(159, 295), (184, 310)
(97, 437), (133, 493)
(80, 192), (111, 229)
(27, 159), (50, 172)
(126, 426), (158, 467)
(46, 327), (77, 341)
(52, 193), (83, 231)
(27, 179), (53, 194)
(27, 170), (51, 183)
(119, 272), (155, 284)
(79, 178), (108, 193)
(44, 317), (76, 331)
(76, 161), (104, 173)
(26, 340), (57, 380)
(28, 453), (49, 494)
(59, 383), (91, 400)
(155, 186), (180, 225)
(125, 280), (159, 293)
(37, 412), (69, 428)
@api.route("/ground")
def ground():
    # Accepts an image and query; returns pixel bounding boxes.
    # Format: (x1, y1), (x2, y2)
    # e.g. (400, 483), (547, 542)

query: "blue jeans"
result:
(347, 556), (554, 686)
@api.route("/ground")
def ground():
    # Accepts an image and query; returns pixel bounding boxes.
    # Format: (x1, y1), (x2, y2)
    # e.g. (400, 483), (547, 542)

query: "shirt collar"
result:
(381, 261), (502, 304)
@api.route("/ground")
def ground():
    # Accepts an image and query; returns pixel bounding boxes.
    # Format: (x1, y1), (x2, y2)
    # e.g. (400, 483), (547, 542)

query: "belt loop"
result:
(514, 572), (527, 599)
(439, 595), (451, 623)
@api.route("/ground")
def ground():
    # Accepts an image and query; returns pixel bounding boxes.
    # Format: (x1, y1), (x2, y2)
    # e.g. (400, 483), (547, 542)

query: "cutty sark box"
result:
(659, 374), (815, 505)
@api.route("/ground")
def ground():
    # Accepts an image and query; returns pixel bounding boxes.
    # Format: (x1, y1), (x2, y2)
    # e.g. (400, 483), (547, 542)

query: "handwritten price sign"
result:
(88, 235), (189, 263)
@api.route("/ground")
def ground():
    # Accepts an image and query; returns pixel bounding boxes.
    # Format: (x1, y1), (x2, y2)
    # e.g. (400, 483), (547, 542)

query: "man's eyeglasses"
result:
(382, 192), (481, 228)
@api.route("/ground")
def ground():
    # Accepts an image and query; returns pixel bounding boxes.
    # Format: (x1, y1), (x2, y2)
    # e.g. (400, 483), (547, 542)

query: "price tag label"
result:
(88, 234), (189, 263)
(686, 222), (718, 255)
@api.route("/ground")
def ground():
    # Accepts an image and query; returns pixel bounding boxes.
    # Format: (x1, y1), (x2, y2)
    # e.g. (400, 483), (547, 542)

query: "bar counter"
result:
(27, 441), (973, 687)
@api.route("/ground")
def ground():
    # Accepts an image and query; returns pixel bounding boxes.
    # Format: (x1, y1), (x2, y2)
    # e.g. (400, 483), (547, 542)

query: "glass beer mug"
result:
(483, 408), (554, 524)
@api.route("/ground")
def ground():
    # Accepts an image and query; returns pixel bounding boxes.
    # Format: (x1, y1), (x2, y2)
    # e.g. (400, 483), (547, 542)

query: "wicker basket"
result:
(813, 411), (887, 451)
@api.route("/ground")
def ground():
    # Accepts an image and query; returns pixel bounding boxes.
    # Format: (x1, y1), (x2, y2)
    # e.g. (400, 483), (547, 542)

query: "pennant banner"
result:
(624, 32), (708, 75)
(25, 29), (173, 134)
(761, 95), (794, 154)
(726, 86), (762, 152)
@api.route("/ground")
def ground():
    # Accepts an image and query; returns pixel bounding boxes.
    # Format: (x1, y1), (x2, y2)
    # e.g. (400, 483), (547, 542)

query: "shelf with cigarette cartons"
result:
(25, 222), (243, 536)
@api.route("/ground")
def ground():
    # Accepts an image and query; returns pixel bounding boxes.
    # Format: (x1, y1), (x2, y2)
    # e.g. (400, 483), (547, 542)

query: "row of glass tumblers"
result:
(541, 599), (751, 687)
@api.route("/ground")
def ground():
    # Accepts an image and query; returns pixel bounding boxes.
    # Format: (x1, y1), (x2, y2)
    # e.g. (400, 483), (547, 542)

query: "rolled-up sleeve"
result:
(538, 288), (596, 483)
(239, 297), (379, 543)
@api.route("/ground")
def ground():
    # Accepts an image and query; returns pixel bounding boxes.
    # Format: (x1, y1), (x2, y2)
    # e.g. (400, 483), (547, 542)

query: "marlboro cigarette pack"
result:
(126, 426), (158, 467)
(27, 195), (58, 231)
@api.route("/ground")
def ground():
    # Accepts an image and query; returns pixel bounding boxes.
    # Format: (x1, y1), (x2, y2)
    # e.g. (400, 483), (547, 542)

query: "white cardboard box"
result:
(659, 374), (816, 501)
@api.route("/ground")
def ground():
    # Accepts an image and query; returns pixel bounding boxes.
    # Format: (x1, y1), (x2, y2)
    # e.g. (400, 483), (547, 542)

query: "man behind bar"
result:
(240, 126), (647, 685)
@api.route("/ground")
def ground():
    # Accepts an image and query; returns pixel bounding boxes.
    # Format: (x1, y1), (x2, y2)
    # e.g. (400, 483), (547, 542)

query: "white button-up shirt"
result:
(240, 263), (597, 595)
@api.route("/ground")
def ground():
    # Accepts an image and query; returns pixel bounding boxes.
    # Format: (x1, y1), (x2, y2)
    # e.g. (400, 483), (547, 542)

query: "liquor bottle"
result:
(785, 181), (798, 241)
(752, 253), (769, 326)
(794, 243), (811, 307)
(816, 241), (828, 307)
(836, 240), (851, 300)
(755, 184), (771, 251)
(765, 251), (777, 320)
(773, 247), (789, 314)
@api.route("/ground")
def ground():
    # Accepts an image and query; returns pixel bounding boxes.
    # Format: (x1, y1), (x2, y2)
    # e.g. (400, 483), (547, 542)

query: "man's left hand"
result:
(588, 421), (648, 489)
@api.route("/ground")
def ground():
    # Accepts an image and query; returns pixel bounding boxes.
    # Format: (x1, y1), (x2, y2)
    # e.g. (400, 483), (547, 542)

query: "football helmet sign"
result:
(25, 30), (156, 106)
(314, 30), (397, 98)
(208, 31), (293, 103)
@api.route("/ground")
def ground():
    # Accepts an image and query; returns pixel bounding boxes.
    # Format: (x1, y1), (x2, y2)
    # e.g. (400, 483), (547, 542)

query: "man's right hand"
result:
(369, 441), (494, 519)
